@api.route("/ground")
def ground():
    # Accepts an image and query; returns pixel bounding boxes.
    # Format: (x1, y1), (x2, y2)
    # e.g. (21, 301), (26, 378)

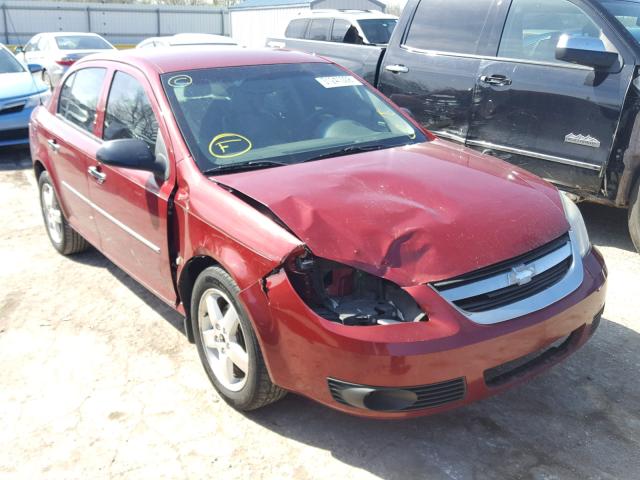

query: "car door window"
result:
(103, 71), (158, 151)
(403, 0), (494, 54)
(498, 0), (614, 64)
(307, 19), (332, 41)
(285, 19), (309, 39)
(331, 19), (352, 42)
(57, 68), (106, 134)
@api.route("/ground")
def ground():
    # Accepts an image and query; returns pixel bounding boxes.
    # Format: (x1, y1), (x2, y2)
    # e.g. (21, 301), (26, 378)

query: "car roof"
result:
(302, 10), (397, 21)
(44, 32), (104, 37)
(80, 47), (327, 74)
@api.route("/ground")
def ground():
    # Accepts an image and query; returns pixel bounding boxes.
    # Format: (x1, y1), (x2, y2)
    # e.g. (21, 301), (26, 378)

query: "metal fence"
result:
(0, 1), (230, 46)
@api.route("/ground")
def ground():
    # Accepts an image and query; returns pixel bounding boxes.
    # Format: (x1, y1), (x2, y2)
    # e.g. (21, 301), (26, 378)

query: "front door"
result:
(467, 0), (634, 192)
(87, 67), (176, 304)
(378, 0), (501, 143)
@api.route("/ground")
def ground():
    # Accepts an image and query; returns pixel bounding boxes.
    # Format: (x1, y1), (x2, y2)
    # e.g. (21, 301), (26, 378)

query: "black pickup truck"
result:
(271, 0), (640, 252)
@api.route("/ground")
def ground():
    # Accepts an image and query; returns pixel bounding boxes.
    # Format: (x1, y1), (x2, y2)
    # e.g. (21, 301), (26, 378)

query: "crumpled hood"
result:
(0, 72), (43, 101)
(213, 140), (568, 286)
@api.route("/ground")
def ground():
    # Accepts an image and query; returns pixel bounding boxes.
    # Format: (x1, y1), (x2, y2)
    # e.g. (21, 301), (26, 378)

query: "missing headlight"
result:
(285, 252), (427, 326)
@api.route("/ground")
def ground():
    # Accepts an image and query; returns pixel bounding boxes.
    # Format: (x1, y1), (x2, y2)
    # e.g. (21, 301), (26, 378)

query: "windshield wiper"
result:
(203, 160), (289, 175)
(301, 144), (390, 163)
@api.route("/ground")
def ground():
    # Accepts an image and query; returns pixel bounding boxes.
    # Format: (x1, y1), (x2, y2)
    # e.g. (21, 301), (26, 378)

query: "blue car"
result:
(0, 43), (50, 147)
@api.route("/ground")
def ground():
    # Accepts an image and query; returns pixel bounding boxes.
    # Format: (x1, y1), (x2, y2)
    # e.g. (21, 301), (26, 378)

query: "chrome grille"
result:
(432, 232), (582, 325)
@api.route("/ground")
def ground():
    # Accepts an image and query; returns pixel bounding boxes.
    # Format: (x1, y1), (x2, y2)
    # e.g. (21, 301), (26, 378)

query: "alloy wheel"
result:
(197, 288), (249, 392)
(41, 183), (63, 244)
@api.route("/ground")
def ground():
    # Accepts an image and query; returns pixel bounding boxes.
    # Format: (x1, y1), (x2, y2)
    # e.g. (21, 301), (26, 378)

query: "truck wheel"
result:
(629, 177), (640, 253)
(38, 171), (89, 255)
(191, 266), (286, 411)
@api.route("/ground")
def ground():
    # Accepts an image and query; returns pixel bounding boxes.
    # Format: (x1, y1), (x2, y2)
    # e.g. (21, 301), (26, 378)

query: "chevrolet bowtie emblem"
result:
(508, 265), (536, 286)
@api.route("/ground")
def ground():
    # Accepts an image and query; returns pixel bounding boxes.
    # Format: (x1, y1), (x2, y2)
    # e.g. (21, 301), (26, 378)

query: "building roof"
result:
(230, 0), (309, 10)
(231, 0), (385, 10)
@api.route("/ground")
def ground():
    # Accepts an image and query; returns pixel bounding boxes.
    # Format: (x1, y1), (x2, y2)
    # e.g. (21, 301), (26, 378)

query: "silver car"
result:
(17, 32), (115, 88)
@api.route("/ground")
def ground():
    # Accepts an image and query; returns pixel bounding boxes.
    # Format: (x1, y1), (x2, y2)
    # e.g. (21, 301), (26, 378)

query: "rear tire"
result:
(629, 176), (640, 253)
(38, 171), (89, 255)
(191, 266), (286, 411)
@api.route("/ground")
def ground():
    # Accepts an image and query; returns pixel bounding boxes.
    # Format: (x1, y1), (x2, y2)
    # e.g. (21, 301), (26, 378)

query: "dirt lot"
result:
(1, 146), (639, 480)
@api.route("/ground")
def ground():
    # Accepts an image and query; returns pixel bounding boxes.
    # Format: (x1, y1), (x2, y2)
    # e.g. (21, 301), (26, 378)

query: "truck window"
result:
(103, 71), (158, 151)
(331, 19), (352, 42)
(285, 18), (309, 39)
(307, 19), (332, 41)
(57, 68), (106, 134)
(596, 1), (640, 45)
(403, 0), (494, 54)
(498, 0), (608, 64)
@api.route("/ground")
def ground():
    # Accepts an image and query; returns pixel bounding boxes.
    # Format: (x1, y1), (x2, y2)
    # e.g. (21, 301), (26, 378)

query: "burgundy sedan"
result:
(29, 47), (607, 418)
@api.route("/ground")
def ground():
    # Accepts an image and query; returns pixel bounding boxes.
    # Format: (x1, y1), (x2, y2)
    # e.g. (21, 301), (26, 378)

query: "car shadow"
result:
(579, 202), (635, 252)
(69, 247), (185, 335)
(241, 317), (640, 479)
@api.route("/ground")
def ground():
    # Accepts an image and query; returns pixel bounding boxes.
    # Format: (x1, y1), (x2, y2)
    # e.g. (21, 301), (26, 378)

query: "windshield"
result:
(0, 47), (24, 74)
(55, 35), (113, 50)
(600, 0), (640, 43)
(357, 19), (397, 44)
(161, 62), (425, 174)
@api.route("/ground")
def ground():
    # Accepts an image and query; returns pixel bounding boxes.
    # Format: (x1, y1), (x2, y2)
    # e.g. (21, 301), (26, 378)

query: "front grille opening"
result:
(456, 257), (572, 312)
(432, 233), (572, 314)
(0, 104), (25, 115)
(484, 329), (581, 387)
(328, 377), (466, 412)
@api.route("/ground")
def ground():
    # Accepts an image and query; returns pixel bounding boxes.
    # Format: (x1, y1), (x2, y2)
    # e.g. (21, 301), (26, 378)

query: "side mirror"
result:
(96, 139), (165, 178)
(555, 34), (618, 70)
(28, 63), (43, 74)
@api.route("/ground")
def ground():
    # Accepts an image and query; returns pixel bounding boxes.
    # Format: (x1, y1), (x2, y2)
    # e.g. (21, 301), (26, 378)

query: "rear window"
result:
(285, 18), (309, 39)
(357, 19), (397, 44)
(404, 0), (494, 54)
(55, 35), (113, 50)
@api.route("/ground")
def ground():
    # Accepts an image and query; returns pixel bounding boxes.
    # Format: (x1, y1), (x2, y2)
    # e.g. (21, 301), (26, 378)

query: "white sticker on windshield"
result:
(315, 76), (362, 89)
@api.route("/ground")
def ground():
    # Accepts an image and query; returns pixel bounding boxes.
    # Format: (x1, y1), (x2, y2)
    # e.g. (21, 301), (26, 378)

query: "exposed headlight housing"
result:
(560, 192), (591, 257)
(284, 251), (427, 326)
(24, 90), (51, 109)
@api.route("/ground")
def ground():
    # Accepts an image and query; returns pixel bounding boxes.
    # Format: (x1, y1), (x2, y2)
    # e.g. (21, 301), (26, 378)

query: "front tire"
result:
(38, 171), (89, 255)
(191, 266), (286, 411)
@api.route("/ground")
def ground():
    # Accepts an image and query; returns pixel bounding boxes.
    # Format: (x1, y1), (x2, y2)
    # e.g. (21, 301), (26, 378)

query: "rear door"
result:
(45, 67), (107, 246)
(378, 0), (501, 143)
(467, 0), (634, 192)
(87, 66), (176, 304)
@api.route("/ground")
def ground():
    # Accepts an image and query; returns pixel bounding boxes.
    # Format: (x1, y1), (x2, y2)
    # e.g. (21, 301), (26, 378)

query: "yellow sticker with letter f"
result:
(209, 133), (252, 159)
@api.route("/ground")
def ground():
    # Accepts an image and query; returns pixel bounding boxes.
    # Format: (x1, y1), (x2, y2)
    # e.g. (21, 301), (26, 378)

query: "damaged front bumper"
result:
(238, 247), (607, 419)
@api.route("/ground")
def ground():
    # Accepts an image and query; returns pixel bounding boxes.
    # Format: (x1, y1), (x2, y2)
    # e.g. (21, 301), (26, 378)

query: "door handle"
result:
(480, 75), (512, 86)
(88, 166), (107, 184)
(385, 64), (409, 74)
(47, 139), (60, 152)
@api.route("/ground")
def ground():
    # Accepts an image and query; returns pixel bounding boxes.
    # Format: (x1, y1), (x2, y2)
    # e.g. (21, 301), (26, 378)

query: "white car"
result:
(136, 33), (237, 49)
(17, 32), (115, 88)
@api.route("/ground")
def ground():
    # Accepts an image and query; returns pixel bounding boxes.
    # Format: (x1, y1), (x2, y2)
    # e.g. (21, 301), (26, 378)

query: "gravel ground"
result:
(1, 146), (639, 480)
